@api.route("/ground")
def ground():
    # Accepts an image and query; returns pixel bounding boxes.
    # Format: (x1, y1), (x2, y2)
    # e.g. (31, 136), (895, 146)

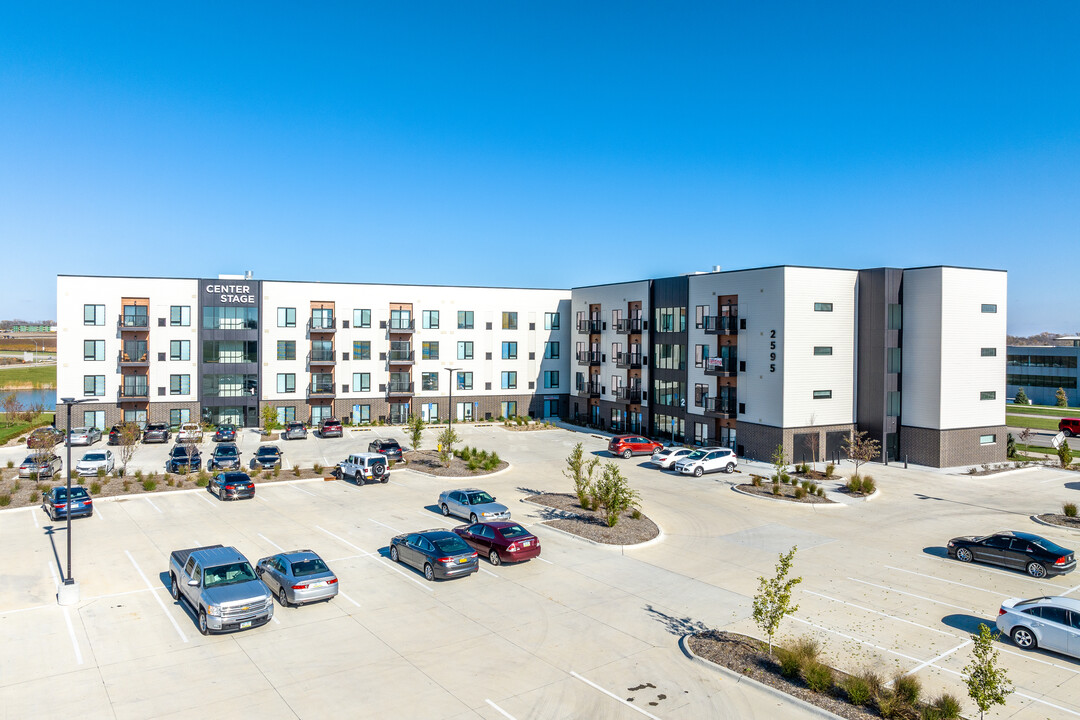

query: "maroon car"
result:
(452, 522), (541, 566)
(608, 434), (663, 459)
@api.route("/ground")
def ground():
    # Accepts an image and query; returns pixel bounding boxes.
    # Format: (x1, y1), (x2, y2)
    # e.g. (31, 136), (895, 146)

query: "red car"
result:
(452, 522), (541, 566)
(1060, 418), (1080, 437)
(608, 434), (663, 459)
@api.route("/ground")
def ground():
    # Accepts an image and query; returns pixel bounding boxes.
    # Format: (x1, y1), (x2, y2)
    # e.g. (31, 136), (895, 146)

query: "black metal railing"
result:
(703, 397), (736, 418)
(616, 352), (642, 369)
(614, 387), (642, 403)
(308, 317), (337, 331)
(118, 313), (149, 329)
(576, 351), (601, 366)
(577, 319), (602, 334)
(387, 381), (414, 396)
(118, 385), (149, 399)
(118, 349), (149, 365)
(389, 319), (415, 332)
(615, 318), (643, 334)
(704, 316), (737, 335)
(388, 350), (414, 363)
(308, 381), (336, 396)
(704, 358), (736, 376)
(308, 350), (336, 364)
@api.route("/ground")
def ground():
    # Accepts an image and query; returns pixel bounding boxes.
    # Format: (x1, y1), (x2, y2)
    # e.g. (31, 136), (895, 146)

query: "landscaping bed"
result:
(401, 449), (508, 477)
(524, 492), (659, 545)
(736, 479), (835, 504)
(1035, 513), (1080, 531)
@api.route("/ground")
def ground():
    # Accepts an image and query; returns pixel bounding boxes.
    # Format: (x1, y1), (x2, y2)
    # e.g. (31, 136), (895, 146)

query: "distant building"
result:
(10, 324), (56, 332)
(1007, 336), (1080, 407)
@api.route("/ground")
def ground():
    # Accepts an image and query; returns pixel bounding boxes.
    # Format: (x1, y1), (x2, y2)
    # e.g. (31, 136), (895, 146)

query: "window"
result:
(390, 309), (411, 330)
(653, 343), (687, 370)
(276, 373), (296, 393)
(83, 375), (105, 396)
(201, 340), (256, 363)
(1007, 355), (1078, 369)
(457, 311), (473, 329)
(502, 312), (518, 330)
(83, 340), (105, 361)
(352, 373), (370, 392)
(354, 309), (371, 328)
(170, 305), (191, 327)
(695, 305), (708, 329)
(422, 372), (438, 391)
(887, 304), (902, 330)
(813, 390), (832, 399)
(544, 312), (560, 330)
(276, 406), (296, 425)
(1007, 373), (1077, 389)
(981, 348), (997, 357)
(502, 342), (517, 360)
(501, 401), (518, 418)
(169, 409), (191, 427)
(353, 341), (370, 360)
(655, 380), (686, 407)
(168, 340), (189, 361)
(277, 307), (296, 328)
(887, 347), (902, 373)
(695, 344), (708, 368)
(277, 341), (296, 361)
(981, 304), (997, 313)
(422, 310), (439, 329)
(654, 307), (687, 332)
(886, 391), (900, 417)
(83, 304), (105, 326)
(544, 370), (559, 389)
(457, 341), (474, 360)
(545, 342), (560, 359)
(694, 383), (708, 407)
(980, 434), (996, 445)
(980, 391), (996, 401)
(814, 303), (833, 312)
(170, 374), (191, 395)
(501, 371), (517, 390)
(202, 306), (257, 330)
(422, 341), (439, 360)
(457, 372), (473, 390)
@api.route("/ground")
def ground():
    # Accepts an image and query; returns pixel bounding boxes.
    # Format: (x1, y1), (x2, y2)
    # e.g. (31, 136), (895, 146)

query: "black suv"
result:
(142, 423), (170, 443)
(368, 438), (403, 462)
(165, 445), (202, 473)
(208, 444), (242, 471)
(319, 418), (343, 438)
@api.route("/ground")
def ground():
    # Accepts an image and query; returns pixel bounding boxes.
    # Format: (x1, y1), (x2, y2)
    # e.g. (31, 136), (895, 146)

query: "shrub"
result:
(5, 460), (12, 469)
(794, 487), (807, 499)
(313, 463), (322, 475)
(166, 478), (174, 486)
(781, 473), (791, 483)
(36, 482), (49, 493)
(847, 476), (863, 493)
(775, 648), (802, 679)
(930, 693), (962, 719)
(631, 508), (642, 520)
(772, 483), (781, 496)
(824, 463), (835, 477)
(842, 675), (872, 705)
(1064, 502), (1078, 518)
(861, 477), (876, 494)
(134, 469), (144, 482)
(142, 479), (157, 492)
(195, 477), (209, 487)
(892, 673), (921, 705)
(467, 457), (481, 471)
(791, 636), (820, 665)
(804, 662), (833, 693)
(816, 487), (825, 497)
(96, 466), (107, 478)
(293, 465), (302, 476)
(858, 669), (884, 698)
(801, 480), (811, 490)
(122, 480), (131, 491)
(273, 465), (280, 478)
(878, 692), (905, 719)
(751, 475), (762, 487)
(89, 481), (101, 494)
(0, 495), (10, 507)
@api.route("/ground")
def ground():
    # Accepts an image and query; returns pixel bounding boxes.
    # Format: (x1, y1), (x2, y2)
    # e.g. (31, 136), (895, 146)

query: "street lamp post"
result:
(58, 397), (91, 606)
(445, 367), (460, 432)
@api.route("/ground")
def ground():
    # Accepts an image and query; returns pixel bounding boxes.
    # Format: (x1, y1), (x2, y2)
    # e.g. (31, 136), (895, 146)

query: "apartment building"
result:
(57, 275), (571, 431)
(572, 266), (1007, 468)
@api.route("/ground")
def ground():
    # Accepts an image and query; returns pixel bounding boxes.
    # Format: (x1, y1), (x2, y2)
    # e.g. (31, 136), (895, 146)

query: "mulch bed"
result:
(1036, 513), (1080, 531)
(401, 450), (508, 478)
(687, 631), (878, 720)
(499, 424), (556, 432)
(736, 481), (835, 504)
(524, 492), (659, 545)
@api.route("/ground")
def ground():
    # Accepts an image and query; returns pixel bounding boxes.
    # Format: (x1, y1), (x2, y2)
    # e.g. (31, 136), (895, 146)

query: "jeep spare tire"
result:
(372, 463), (386, 479)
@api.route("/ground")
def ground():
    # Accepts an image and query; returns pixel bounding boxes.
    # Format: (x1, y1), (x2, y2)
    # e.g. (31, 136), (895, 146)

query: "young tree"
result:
(1012, 387), (1028, 405)
(406, 413), (425, 452)
(843, 430), (881, 478)
(437, 427), (460, 467)
(963, 623), (1012, 720)
(591, 462), (642, 527)
(1058, 439), (1073, 469)
(1, 392), (21, 427)
(770, 443), (788, 482)
(116, 421), (141, 476)
(563, 442), (601, 509)
(1056, 386), (1069, 407)
(260, 404), (279, 434)
(752, 546), (802, 655)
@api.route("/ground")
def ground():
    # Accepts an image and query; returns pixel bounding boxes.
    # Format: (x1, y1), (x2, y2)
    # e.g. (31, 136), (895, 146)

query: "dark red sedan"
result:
(452, 522), (541, 566)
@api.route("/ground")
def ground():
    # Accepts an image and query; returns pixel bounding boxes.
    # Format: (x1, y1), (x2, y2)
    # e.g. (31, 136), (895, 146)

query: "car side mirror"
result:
(492, 497), (496, 501)
(187, 579), (199, 587)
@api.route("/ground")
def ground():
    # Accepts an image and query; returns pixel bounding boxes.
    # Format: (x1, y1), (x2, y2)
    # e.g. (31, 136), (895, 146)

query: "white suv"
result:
(673, 447), (738, 476)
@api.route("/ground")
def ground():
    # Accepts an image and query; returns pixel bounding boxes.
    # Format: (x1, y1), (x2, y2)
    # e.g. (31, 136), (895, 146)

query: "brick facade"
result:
(736, 421), (856, 465)
(900, 425), (1008, 468)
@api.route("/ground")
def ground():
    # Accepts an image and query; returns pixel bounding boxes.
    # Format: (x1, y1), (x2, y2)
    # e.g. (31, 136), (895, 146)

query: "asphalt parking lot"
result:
(2, 425), (1080, 719)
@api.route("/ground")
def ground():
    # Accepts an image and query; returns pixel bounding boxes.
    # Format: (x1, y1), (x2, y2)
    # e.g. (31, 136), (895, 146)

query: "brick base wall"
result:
(900, 425), (1007, 468)
(736, 421), (856, 465)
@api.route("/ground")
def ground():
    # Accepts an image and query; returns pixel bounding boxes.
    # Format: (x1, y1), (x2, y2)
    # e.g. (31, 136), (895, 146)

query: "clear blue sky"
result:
(2, 2), (1077, 334)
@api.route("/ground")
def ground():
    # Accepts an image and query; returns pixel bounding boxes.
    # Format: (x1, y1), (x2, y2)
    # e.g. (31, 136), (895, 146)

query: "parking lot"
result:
(2, 425), (1079, 719)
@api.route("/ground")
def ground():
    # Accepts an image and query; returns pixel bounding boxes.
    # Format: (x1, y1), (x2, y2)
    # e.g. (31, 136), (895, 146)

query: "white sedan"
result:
(68, 427), (102, 446)
(76, 450), (115, 476)
(649, 447), (695, 469)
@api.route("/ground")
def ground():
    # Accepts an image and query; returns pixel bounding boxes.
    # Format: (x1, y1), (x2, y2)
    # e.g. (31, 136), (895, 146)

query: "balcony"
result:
(308, 317), (337, 333)
(577, 381), (601, 398)
(614, 387), (642, 403)
(703, 397), (736, 418)
(388, 350), (415, 365)
(308, 350), (336, 366)
(388, 319), (415, 334)
(308, 381), (336, 398)
(118, 350), (149, 367)
(386, 381), (414, 397)
(118, 314), (149, 332)
(577, 319), (602, 334)
(118, 385), (149, 401)
(704, 316), (737, 336)
(616, 352), (642, 369)
(615, 318), (643, 335)
(576, 350), (601, 367)
(704, 358), (736, 377)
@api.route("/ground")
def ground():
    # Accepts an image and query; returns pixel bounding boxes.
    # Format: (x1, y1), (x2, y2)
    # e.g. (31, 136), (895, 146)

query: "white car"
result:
(673, 447), (738, 476)
(68, 427), (102, 446)
(178, 423), (203, 443)
(76, 450), (115, 476)
(650, 447), (695, 469)
(997, 596), (1080, 658)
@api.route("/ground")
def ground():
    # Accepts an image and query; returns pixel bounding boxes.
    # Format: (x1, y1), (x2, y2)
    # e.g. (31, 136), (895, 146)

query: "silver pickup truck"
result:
(168, 545), (274, 635)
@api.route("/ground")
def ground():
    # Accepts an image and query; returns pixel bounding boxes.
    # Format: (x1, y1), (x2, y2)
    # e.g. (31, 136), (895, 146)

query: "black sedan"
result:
(948, 531), (1076, 578)
(213, 424), (237, 442)
(389, 530), (478, 581)
(251, 445), (283, 470)
(208, 444), (242, 470)
(42, 486), (94, 520)
(208, 472), (255, 501)
(142, 423), (170, 443)
(165, 445), (202, 473)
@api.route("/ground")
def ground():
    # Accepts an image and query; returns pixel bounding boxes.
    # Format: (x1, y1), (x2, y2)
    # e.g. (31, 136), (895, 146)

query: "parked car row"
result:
(607, 435), (740, 476)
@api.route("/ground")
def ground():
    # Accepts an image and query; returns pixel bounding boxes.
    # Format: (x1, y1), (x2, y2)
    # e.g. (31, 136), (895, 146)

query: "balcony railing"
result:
(308, 350), (336, 365)
(704, 358), (736, 377)
(704, 316), (737, 335)
(614, 387), (642, 403)
(388, 350), (414, 364)
(308, 381), (336, 397)
(118, 385), (149, 400)
(616, 352), (642, 369)
(576, 350), (601, 366)
(308, 317), (337, 332)
(118, 350), (149, 366)
(388, 319), (415, 333)
(577, 381), (601, 397)
(577, 319), (602, 334)
(118, 314), (149, 330)
(615, 318), (643, 334)
(387, 381), (414, 396)
(703, 397), (736, 418)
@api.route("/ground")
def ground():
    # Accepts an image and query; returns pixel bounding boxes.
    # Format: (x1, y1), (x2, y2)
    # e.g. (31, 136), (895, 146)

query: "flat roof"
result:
(56, 274), (569, 292)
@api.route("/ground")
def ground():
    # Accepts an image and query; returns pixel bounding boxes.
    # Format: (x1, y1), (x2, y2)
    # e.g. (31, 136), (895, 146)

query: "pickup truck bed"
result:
(170, 544), (224, 571)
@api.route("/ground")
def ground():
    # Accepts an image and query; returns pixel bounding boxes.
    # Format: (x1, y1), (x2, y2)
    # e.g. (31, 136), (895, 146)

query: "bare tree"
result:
(843, 430), (881, 479)
(1, 392), (21, 426)
(116, 421), (141, 476)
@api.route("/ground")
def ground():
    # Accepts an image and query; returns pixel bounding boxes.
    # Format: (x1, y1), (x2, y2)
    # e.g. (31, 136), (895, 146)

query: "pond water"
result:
(2, 388), (57, 411)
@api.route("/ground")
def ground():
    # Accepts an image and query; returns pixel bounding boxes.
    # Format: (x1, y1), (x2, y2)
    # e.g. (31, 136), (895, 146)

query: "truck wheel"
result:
(198, 610), (209, 636)
(170, 574), (179, 600)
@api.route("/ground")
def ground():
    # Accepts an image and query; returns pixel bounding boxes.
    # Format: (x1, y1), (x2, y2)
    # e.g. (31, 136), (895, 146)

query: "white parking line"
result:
(195, 492), (216, 507)
(485, 699), (518, 720)
(124, 551), (188, 643)
(1064, 582), (1080, 597)
(925, 557), (1064, 589)
(316, 526), (375, 555)
(29, 508), (39, 528)
(884, 565), (1006, 596)
(570, 671), (661, 719)
(144, 498), (162, 514)
(996, 644), (1080, 675)
(48, 561), (60, 587)
(479, 567), (499, 578)
(847, 578), (982, 614)
(1013, 692), (1080, 718)
(338, 590), (361, 607)
(417, 510), (456, 525)
(61, 606), (84, 664)
(368, 518), (402, 534)
(902, 640), (970, 677)
(291, 483), (315, 496)
(803, 590), (955, 636)
(792, 617), (926, 665)
(258, 533), (285, 552)
(536, 557), (554, 564)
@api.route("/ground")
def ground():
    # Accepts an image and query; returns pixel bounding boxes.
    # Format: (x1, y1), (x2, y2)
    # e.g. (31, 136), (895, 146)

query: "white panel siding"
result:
(900, 268), (944, 429)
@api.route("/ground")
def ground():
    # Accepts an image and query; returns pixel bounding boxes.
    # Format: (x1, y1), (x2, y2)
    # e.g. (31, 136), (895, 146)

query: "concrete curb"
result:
(678, 634), (844, 720)
(730, 484), (845, 509)
(397, 462), (515, 481)
(519, 497), (665, 550)
(1029, 514), (1080, 534)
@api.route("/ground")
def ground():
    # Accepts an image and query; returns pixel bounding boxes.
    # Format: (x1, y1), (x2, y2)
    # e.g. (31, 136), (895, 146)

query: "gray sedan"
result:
(256, 551), (339, 607)
(997, 595), (1080, 658)
(438, 488), (510, 523)
(68, 427), (102, 446)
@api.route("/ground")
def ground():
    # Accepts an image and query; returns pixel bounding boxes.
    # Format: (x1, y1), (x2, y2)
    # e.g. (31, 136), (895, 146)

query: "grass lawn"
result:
(1006, 414), (1064, 431)
(0, 364), (56, 388)
(1015, 443), (1056, 457)
(0, 413), (54, 445)
(1005, 403), (1080, 417)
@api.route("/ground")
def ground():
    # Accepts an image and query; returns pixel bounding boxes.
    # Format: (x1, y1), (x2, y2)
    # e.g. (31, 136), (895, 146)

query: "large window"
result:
(1007, 373), (1077, 389)
(353, 341), (371, 360)
(83, 340), (105, 361)
(170, 374), (191, 395)
(545, 342), (560, 359)
(653, 343), (687, 370)
(654, 380), (686, 407)
(422, 310), (439, 329)
(501, 371), (517, 390)
(887, 347), (902, 373)
(277, 341), (296, 361)
(502, 342), (517, 360)
(122, 305), (148, 327)
(422, 372), (439, 391)
(352, 373), (370, 392)
(201, 340), (255, 363)
(654, 307), (686, 333)
(422, 341), (439, 360)
(351, 309), (369, 328)
(171, 340), (190, 361)
(887, 304), (902, 330)
(202, 306), (257, 330)
(458, 341), (474, 360)
(170, 409), (192, 427)
(458, 311), (474, 329)
(1007, 354), (1077, 369)
(457, 372), (474, 390)
(83, 304), (105, 326)
(276, 406), (297, 425)
(203, 374), (258, 397)
(171, 305), (191, 327)
(352, 405), (369, 424)
(277, 307), (296, 328)
(311, 308), (334, 330)
(544, 370), (560, 388)
(276, 373), (296, 393)
(502, 312), (518, 330)
(83, 375), (105, 396)
(544, 312), (560, 330)
(390, 309), (411, 330)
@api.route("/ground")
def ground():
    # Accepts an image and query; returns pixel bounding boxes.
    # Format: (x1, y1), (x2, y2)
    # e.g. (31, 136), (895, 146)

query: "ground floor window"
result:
(203, 406), (244, 426)
(124, 409), (147, 428)
(351, 404), (370, 424)
(420, 403), (438, 422)
(169, 408), (191, 427)
(456, 402), (473, 422)
(501, 401), (517, 418)
(82, 410), (105, 431)
(979, 434), (996, 445)
(276, 406), (296, 425)
(389, 403), (410, 424)
(693, 422), (709, 445)
(653, 413), (684, 443)
(719, 426), (736, 451)
(543, 399), (560, 418)
(310, 404), (332, 425)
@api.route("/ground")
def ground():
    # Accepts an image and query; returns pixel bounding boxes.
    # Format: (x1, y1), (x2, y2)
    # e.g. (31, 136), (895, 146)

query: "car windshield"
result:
(291, 558), (330, 577)
(433, 537), (470, 554)
(22, 456), (35, 464)
(203, 561), (257, 587)
(468, 491), (495, 505)
(54, 487), (89, 500)
(147, 424), (166, 431)
(500, 525), (529, 538)
(257, 447), (279, 457)
(685, 451), (707, 461)
(172, 447), (192, 457)
(1031, 538), (1073, 556)
(215, 447), (238, 457)
(83, 453), (107, 462)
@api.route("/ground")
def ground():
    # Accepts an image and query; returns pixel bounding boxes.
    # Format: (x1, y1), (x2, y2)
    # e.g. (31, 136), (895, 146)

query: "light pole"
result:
(58, 397), (91, 605)
(445, 367), (460, 431)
